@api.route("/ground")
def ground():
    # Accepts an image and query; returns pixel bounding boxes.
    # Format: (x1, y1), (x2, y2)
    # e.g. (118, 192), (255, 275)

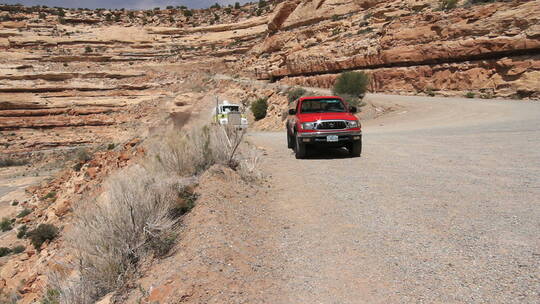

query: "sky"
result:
(0, 0), (253, 9)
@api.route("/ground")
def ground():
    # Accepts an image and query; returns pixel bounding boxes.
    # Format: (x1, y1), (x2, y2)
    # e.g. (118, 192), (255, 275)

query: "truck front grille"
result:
(228, 113), (242, 125)
(316, 120), (347, 130)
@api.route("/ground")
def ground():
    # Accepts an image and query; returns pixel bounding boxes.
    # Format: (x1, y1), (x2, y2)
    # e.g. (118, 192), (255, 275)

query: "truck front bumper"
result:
(297, 130), (362, 145)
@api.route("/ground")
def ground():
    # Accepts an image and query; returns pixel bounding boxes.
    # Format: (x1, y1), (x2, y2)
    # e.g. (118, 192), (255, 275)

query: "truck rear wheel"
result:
(295, 135), (307, 159)
(349, 140), (362, 157)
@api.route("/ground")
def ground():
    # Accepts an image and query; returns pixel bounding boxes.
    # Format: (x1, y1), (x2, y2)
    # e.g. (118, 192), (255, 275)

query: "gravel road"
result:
(248, 94), (540, 303)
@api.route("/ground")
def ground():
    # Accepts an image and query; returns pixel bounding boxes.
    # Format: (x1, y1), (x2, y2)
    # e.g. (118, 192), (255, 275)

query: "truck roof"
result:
(298, 96), (344, 101)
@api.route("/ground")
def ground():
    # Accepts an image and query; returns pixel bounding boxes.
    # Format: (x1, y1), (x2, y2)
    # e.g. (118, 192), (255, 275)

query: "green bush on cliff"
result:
(333, 71), (369, 98)
(0, 247), (11, 257)
(251, 98), (268, 121)
(28, 224), (59, 251)
(0, 218), (12, 232)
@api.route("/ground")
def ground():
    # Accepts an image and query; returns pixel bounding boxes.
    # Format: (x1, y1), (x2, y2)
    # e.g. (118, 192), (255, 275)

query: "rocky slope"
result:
(0, 140), (142, 303)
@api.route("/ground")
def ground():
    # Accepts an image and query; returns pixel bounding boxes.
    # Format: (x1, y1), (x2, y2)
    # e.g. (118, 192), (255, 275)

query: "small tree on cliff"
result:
(251, 98), (268, 121)
(333, 71), (369, 107)
(333, 71), (369, 97)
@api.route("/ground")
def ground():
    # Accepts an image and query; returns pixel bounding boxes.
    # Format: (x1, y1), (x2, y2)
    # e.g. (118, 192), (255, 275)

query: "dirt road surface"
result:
(248, 95), (540, 303)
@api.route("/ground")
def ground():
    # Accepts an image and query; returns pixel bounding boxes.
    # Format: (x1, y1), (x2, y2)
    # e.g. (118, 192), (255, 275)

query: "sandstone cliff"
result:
(240, 0), (540, 99)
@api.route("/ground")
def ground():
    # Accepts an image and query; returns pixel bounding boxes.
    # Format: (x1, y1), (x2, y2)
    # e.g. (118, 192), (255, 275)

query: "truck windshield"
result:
(222, 106), (240, 113)
(300, 99), (346, 113)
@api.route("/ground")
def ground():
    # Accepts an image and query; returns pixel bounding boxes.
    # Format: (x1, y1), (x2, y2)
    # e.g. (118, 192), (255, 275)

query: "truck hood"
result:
(297, 112), (357, 122)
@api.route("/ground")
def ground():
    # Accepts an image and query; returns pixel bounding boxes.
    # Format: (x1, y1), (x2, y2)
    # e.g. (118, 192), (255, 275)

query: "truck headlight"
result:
(220, 119), (228, 124)
(301, 122), (317, 130)
(346, 120), (359, 128)
(241, 118), (248, 125)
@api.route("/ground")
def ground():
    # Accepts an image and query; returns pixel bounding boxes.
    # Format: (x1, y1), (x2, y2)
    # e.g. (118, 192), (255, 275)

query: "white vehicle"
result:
(213, 100), (248, 129)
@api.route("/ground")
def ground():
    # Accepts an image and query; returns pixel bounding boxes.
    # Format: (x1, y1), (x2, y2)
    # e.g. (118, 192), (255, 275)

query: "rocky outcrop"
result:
(149, 16), (269, 35)
(0, 71), (143, 81)
(268, 0), (301, 33)
(0, 84), (152, 93)
(281, 55), (540, 98)
(0, 114), (117, 130)
(243, 0), (540, 98)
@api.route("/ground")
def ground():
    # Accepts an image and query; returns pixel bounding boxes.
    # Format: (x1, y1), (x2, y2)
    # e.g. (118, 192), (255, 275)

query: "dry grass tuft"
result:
(237, 143), (264, 181)
(147, 125), (245, 175)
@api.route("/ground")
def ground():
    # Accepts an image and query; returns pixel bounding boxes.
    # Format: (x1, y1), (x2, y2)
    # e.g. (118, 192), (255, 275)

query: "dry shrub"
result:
(56, 166), (189, 303)
(287, 87), (307, 103)
(148, 126), (214, 176)
(47, 272), (94, 304)
(148, 125), (245, 175)
(237, 143), (264, 181)
(28, 224), (58, 251)
(49, 125), (257, 303)
(208, 125), (246, 169)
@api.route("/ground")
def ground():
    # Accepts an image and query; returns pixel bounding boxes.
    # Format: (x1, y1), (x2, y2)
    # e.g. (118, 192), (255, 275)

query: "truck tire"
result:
(287, 130), (294, 149)
(295, 135), (307, 159)
(349, 140), (362, 157)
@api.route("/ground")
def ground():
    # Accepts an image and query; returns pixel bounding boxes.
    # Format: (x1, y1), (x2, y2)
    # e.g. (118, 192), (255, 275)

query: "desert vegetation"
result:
(287, 87), (307, 103)
(251, 98), (268, 121)
(333, 72), (370, 107)
(0, 217), (13, 232)
(286, 87), (318, 104)
(47, 125), (260, 303)
(0, 245), (24, 257)
(0, 0), (538, 301)
(28, 224), (58, 251)
(439, 0), (458, 10)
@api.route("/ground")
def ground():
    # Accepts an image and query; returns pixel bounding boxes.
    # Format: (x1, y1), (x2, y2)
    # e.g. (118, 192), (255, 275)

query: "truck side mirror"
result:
(350, 106), (358, 113)
(288, 109), (296, 115)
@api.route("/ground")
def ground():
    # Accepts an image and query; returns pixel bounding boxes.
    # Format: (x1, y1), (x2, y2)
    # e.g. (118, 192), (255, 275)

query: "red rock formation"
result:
(245, 0), (540, 98)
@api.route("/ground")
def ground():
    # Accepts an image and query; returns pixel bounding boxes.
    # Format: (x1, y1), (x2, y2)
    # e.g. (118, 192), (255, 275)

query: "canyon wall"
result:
(240, 0), (540, 99)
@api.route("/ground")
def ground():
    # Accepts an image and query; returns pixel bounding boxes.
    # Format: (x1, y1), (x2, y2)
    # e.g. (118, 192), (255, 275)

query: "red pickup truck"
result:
(286, 96), (362, 159)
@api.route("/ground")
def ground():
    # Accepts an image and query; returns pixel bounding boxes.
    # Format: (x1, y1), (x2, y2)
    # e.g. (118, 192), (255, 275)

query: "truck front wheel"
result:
(295, 135), (307, 159)
(349, 140), (362, 157)
(287, 131), (294, 149)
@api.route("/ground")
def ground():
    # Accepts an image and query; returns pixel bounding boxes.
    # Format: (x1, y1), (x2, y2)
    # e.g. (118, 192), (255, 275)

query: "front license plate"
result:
(327, 135), (339, 142)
